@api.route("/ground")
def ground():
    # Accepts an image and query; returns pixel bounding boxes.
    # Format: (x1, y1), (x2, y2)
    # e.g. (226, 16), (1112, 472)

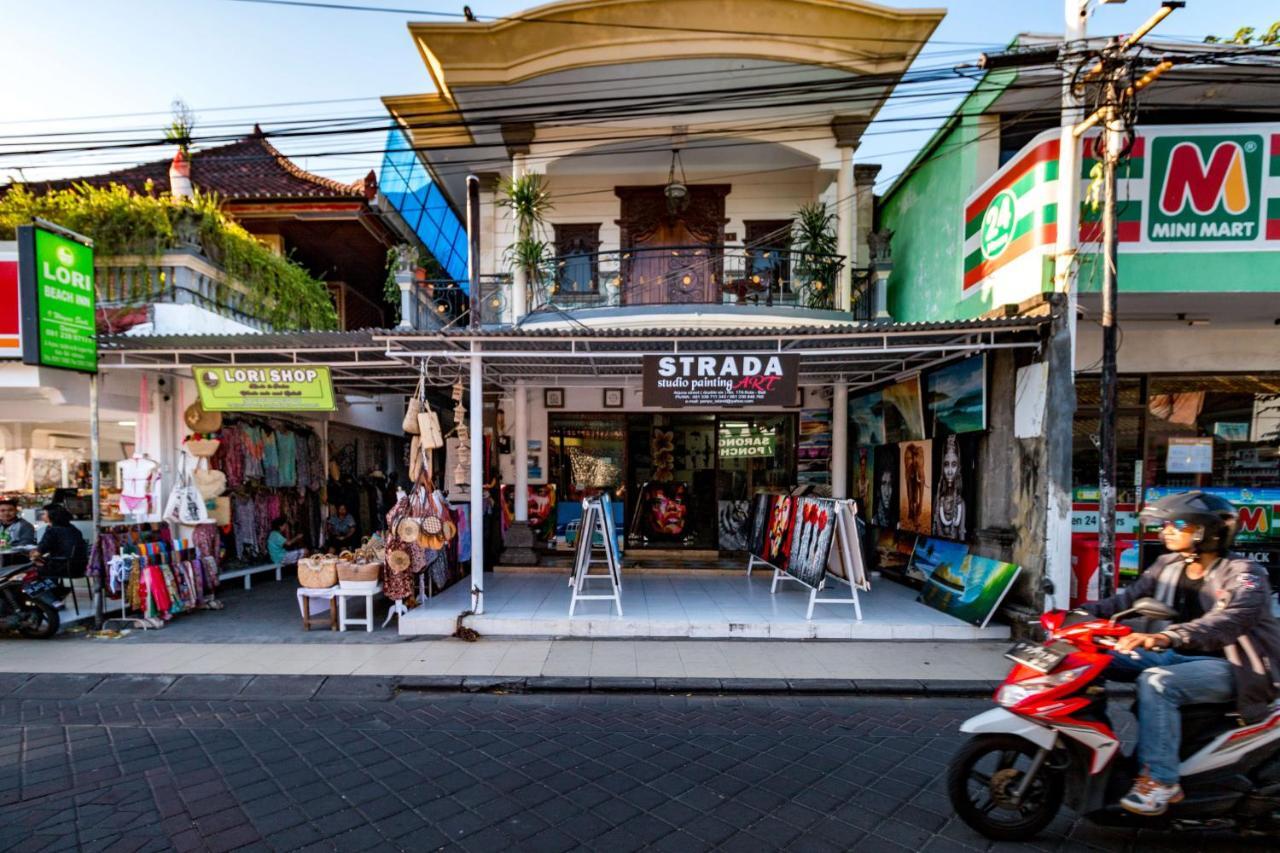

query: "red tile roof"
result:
(30, 127), (375, 201)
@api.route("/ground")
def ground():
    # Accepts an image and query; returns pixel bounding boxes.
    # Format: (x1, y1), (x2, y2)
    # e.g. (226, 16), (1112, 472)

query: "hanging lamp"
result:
(664, 148), (688, 214)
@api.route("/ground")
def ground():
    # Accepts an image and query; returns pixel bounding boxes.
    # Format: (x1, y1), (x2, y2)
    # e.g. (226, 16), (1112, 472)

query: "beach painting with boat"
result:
(911, 536), (1021, 627)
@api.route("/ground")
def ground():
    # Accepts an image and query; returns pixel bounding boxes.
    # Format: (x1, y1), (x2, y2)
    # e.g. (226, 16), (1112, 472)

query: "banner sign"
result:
(17, 224), (97, 373)
(642, 354), (799, 407)
(718, 424), (777, 458)
(193, 365), (336, 411)
(0, 247), (18, 359)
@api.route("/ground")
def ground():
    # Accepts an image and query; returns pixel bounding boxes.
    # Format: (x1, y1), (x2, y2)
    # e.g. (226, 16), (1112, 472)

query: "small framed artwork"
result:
(603, 388), (624, 409)
(544, 388), (565, 409)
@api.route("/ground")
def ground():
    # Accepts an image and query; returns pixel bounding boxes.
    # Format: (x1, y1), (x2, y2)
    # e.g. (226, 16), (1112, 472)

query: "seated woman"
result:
(266, 517), (307, 567)
(325, 504), (359, 551)
(32, 504), (88, 580)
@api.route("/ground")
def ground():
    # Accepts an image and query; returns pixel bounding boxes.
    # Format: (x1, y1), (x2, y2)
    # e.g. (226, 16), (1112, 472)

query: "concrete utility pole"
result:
(1074, 1), (1181, 597)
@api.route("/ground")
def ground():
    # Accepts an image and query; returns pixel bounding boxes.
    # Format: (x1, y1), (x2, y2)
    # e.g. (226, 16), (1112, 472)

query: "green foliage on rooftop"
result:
(0, 182), (337, 330)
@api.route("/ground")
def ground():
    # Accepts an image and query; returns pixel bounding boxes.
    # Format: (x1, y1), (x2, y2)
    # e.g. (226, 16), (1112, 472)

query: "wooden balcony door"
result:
(615, 185), (729, 305)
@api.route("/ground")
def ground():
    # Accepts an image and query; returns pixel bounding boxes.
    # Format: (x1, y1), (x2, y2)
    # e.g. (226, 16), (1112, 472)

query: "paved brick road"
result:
(0, 674), (1271, 852)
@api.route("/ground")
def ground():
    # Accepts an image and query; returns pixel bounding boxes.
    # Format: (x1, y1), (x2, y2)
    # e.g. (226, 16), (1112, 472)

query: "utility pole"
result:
(1074, 1), (1181, 597)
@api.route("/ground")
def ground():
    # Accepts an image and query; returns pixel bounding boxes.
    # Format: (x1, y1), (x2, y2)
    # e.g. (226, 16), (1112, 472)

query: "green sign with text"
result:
(194, 365), (336, 412)
(18, 223), (97, 373)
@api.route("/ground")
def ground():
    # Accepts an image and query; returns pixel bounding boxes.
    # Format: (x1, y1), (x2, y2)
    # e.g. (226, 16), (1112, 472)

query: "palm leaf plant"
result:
(791, 202), (841, 309)
(497, 173), (554, 291)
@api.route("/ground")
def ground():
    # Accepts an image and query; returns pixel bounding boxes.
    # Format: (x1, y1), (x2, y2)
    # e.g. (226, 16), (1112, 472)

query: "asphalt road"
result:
(0, 674), (1272, 852)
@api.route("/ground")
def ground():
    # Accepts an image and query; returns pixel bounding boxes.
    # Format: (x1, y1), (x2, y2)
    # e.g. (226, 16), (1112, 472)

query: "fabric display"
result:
(104, 537), (221, 621)
(209, 417), (324, 562)
(89, 524), (173, 579)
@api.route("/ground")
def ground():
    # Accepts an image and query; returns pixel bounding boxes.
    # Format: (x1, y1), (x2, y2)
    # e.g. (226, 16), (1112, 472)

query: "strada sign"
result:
(642, 354), (799, 407)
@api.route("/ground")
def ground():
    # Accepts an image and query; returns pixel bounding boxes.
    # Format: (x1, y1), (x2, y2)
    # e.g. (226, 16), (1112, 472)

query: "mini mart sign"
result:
(962, 122), (1280, 301)
(194, 365), (336, 412)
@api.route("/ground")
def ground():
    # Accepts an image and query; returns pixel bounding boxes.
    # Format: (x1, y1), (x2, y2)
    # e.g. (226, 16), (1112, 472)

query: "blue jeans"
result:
(1105, 649), (1235, 785)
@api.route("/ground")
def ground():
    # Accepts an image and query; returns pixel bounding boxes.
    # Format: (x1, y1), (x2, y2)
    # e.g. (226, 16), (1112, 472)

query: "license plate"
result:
(24, 578), (57, 597)
(1005, 640), (1071, 674)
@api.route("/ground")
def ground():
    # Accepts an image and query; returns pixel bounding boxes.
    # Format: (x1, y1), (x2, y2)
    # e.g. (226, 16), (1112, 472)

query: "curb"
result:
(0, 672), (1028, 701)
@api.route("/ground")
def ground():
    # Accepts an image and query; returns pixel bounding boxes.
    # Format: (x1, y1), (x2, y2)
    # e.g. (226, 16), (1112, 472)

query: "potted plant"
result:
(498, 173), (553, 302)
(791, 201), (840, 310)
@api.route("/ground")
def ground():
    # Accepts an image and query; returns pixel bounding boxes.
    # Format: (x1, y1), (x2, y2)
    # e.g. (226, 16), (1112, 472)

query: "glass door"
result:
(715, 414), (796, 551)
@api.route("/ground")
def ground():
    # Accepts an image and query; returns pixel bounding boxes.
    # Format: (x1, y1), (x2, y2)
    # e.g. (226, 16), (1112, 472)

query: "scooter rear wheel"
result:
(17, 598), (59, 639)
(947, 733), (1064, 842)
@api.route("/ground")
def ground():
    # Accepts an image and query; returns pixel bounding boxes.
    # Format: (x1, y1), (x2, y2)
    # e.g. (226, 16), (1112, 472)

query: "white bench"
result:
(219, 562), (282, 590)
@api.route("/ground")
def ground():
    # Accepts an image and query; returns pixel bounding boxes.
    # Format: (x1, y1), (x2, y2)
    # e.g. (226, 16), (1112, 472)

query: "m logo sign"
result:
(1149, 134), (1263, 241)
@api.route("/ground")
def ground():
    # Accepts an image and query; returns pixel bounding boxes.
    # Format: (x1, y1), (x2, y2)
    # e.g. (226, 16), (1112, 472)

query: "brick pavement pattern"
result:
(0, 674), (1271, 852)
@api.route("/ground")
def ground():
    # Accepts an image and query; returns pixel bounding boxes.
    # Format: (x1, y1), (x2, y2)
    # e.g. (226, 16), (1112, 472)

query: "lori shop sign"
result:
(643, 354), (798, 407)
(194, 365), (336, 412)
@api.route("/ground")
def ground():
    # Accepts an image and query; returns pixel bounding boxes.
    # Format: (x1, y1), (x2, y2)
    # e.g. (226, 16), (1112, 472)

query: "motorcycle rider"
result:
(1080, 491), (1280, 816)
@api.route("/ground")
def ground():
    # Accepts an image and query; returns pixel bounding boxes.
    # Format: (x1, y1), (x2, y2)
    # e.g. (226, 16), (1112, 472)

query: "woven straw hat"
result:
(184, 401), (222, 433)
(395, 516), (421, 542)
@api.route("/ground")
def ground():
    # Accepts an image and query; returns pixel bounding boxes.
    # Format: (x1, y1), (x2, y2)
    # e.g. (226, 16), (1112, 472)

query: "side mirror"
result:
(1131, 596), (1178, 621)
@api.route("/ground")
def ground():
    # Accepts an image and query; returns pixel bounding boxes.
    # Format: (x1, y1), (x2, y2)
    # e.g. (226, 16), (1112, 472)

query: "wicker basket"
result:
(297, 557), (337, 589)
(338, 561), (380, 590)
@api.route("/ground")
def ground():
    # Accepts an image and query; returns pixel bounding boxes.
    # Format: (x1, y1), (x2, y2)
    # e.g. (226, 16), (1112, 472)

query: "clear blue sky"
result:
(0, 0), (1275, 190)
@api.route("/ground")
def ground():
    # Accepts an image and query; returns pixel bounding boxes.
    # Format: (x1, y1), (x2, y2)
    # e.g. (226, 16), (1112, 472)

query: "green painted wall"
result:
(879, 70), (1018, 323)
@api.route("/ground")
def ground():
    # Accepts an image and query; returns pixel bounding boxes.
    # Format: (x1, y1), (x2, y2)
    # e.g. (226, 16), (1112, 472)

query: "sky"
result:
(0, 0), (1276, 192)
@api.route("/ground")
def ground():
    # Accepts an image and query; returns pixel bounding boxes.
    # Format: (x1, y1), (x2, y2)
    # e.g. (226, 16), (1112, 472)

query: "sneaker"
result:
(1120, 774), (1184, 815)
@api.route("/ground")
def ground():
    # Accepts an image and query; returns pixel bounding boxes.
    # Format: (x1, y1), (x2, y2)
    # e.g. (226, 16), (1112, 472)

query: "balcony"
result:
(501, 246), (874, 325)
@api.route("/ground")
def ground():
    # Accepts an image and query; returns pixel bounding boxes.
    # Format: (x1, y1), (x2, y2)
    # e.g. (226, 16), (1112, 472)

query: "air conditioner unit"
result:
(46, 434), (88, 452)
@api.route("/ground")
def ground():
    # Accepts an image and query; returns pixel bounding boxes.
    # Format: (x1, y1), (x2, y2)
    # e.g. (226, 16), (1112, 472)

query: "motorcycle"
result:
(948, 597), (1280, 841)
(0, 562), (61, 639)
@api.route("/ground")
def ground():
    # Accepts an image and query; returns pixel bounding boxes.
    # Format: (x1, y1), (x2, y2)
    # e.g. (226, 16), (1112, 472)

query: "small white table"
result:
(296, 584), (382, 633)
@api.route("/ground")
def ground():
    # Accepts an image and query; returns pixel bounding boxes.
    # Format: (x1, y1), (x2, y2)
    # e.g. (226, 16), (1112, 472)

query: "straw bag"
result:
(337, 560), (380, 589)
(418, 410), (444, 450)
(408, 435), (424, 484)
(184, 401), (222, 433)
(403, 368), (424, 435)
(297, 557), (337, 589)
(193, 468), (226, 499)
(186, 437), (221, 458)
(385, 545), (412, 574)
(209, 496), (232, 527)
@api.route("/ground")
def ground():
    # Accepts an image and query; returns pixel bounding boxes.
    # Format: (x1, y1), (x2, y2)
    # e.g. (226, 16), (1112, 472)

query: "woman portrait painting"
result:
(932, 434), (966, 540)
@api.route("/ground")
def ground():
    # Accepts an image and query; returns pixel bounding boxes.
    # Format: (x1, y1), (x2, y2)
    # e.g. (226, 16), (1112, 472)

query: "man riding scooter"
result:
(1080, 491), (1280, 816)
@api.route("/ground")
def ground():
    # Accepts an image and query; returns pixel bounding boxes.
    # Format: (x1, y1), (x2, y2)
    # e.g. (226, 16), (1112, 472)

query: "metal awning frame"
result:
(96, 320), (1046, 393)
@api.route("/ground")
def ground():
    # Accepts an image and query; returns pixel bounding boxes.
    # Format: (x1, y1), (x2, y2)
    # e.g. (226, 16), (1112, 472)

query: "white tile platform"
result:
(398, 571), (1011, 641)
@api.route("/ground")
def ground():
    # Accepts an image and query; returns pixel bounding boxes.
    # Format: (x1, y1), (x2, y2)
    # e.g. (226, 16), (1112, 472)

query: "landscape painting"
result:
(848, 390), (885, 446)
(927, 355), (986, 435)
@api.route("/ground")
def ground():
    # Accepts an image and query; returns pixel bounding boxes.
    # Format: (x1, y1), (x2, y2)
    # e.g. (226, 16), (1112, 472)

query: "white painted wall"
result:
(1076, 323), (1280, 374)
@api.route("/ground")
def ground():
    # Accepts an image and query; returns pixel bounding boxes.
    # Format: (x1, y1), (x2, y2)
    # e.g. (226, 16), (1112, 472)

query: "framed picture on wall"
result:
(544, 388), (565, 409)
(603, 388), (624, 408)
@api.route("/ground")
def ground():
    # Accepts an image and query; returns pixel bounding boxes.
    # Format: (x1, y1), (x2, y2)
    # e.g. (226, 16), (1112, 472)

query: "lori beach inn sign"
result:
(963, 122), (1280, 305)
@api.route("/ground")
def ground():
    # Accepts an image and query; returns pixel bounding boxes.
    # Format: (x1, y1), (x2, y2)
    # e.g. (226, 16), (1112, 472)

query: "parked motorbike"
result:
(0, 562), (61, 639)
(947, 597), (1280, 840)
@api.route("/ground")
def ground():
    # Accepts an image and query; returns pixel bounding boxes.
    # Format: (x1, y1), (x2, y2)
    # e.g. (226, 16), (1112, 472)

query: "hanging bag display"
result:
(417, 409), (445, 450)
(192, 465), (226, 499)
(164, 452), (210, 526)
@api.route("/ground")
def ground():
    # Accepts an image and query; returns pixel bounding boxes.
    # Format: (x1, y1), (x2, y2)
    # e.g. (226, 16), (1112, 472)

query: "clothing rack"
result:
(103, 537), (222, 631)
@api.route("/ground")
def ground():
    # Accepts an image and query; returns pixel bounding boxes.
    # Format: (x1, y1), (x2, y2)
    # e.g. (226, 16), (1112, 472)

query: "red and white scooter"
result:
(948, 598), (1280, 841)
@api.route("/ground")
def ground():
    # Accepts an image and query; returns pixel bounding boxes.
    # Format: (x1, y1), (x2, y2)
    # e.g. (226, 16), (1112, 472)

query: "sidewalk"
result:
(0, 636), (1012, 686)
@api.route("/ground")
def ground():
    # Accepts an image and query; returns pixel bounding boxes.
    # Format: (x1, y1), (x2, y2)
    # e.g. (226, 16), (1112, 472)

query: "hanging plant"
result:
(0, 182), (337, 330)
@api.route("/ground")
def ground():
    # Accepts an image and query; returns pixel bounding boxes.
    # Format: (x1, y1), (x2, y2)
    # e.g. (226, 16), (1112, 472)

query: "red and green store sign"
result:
(963, 122), (1280, 302)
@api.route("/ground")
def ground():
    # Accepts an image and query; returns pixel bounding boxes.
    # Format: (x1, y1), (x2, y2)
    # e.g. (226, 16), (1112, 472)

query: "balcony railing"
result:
(528, 245), (846, 313)
(96, 251), (275, 331)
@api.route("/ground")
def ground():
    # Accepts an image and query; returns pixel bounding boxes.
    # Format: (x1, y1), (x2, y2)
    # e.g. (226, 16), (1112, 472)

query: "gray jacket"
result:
(1084, 553), (1280, 723)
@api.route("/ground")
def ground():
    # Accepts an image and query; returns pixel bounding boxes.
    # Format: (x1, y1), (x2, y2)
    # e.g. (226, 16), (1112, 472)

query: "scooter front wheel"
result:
(947, 733), (1064, 842)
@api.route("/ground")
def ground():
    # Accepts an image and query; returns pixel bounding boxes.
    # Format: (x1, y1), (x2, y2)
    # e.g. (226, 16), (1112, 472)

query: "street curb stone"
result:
(0, 673), (33, 696)
(163, 675), (254, 698)
(87, 674), (176, 698)
(460, 676), (527, 693)
(239, 675), (326, 700)
(397, 675), (464, 691)
(589, 677), (657, 692)
(16, 673), (105, 698)
(314, 676), (396, 701)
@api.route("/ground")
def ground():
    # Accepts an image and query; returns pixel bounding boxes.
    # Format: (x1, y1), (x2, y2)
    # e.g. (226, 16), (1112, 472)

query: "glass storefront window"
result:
(548, 415), (626, 504)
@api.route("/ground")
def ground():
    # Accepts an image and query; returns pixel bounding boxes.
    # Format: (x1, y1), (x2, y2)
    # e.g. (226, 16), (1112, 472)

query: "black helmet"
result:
(1140, 490), (1239, 553)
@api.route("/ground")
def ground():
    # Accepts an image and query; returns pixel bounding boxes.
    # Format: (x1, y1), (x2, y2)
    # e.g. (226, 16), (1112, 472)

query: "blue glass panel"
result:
(376, 128), (468, 285)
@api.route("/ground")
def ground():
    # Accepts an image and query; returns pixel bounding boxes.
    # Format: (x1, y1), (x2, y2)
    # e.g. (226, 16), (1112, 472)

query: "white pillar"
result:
(831, 383), (848, 498)
(469, 345), (485, 614)
(513, 381), (529, 522)
(835, 146), (854, 312)
(510, 153), (528, 322)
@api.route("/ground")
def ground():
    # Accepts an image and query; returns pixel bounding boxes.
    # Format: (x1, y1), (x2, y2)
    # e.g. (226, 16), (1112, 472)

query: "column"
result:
(513, 381), (528, 522)
(831, 383), (848, 498)
(469, 345), (485, 614)
(830, 116), (866, 314)
(392, 244), (415, 330)
(502, 123), (534, 324)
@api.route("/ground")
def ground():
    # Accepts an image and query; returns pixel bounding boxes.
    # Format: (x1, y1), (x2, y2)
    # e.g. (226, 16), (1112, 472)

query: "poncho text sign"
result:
(194, 366), (336, 412)
(643, 354), (799, 407)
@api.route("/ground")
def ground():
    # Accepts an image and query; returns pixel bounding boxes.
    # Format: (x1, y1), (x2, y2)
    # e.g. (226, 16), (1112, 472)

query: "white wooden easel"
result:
(769, 499), (867, 621)
(569, 499), (623, 616)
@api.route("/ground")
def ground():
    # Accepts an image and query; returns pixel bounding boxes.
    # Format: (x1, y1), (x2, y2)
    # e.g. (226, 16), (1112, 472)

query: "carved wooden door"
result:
(616, 185), (729, 305)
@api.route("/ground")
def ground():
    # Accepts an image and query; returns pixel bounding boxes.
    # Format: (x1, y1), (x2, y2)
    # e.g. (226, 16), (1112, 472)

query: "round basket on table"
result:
(297, 557), (337, 589)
